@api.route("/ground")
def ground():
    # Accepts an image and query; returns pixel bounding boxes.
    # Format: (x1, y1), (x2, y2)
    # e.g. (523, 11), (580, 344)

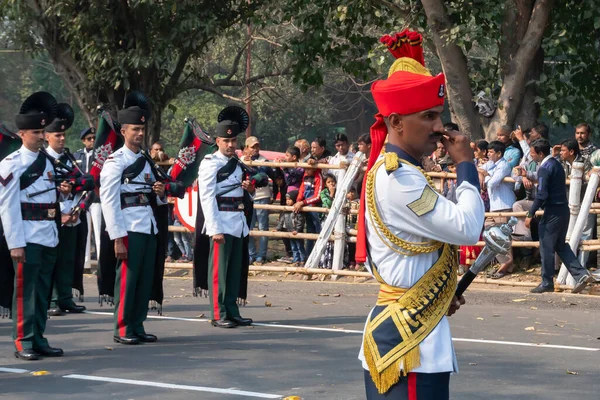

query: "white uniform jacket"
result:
(100, 146), (166, 240)
(0, 145), (59, 249)
(45, 147), (81, 227)
(198, 151), (250, 238)
(359, 145), (485, 374)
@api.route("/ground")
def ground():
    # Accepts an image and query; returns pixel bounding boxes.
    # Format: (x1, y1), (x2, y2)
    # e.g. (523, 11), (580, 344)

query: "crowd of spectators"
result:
(88, 121), (597, 280)
(422, 122), (598, 279)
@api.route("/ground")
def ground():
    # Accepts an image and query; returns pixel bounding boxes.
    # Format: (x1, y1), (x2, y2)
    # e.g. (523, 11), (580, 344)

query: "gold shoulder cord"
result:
(366, 155), (443, 256)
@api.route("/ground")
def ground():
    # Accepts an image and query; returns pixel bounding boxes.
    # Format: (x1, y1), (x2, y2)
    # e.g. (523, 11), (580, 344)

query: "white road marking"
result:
(63, 374), (282, 399)
(452, 338), (600, 352)
(83, 311), (600, 352)
(0, 367), (29, 373)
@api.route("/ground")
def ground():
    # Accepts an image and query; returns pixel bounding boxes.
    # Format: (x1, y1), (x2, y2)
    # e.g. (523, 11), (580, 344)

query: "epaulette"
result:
(384, 152), (402, 173)
(2, 151), (21, 162)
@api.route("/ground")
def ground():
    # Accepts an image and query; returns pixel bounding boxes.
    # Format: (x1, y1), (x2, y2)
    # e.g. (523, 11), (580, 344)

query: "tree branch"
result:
(370, 0), (411, 18)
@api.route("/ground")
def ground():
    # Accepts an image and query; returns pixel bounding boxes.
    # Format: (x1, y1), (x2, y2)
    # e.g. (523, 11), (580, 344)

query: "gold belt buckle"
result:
(48, 209), (56, 218)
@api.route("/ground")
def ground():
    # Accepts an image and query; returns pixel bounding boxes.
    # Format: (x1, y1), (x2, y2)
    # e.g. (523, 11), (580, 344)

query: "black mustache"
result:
(429, 132), (443, 139)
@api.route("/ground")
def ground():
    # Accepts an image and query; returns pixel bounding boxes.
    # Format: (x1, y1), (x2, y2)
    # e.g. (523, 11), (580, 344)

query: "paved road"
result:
(1, 276), (599, 399)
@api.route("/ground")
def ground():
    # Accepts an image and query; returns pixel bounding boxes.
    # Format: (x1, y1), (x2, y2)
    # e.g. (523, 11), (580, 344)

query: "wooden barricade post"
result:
(557, 162), (584, 284)
(558, 166), (600, 285)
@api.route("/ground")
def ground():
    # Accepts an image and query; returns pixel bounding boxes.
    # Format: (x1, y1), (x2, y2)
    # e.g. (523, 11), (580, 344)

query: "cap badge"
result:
(227, 129), (232, 134)
(40, 119), (46, 126)
(438, 84), (445, 98)
(141, 116), (146, 123)
(61, 125), (65, 130)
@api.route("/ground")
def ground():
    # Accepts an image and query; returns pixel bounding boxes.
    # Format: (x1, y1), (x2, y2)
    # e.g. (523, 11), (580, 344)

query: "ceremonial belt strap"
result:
(216, 196), (244, 212)
(120, 192), (152, 209)
(364, 247), (457, 395)
(21, 202), (59, 221)
(20, 152), (48, 190)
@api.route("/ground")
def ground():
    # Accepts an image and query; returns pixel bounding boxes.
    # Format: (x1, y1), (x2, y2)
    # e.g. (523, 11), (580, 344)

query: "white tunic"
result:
(0, 145), (59, 249)
(198, 151), (249, 238)
(45, 146), (81, 227)
(100, 145), (166, 240)
(359, 156), (485, 373)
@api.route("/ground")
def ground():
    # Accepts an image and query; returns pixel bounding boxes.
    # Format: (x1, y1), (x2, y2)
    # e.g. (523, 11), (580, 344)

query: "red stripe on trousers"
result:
(14, 262), (24, 351)
(212, 241), (220, 320)
(117, 237), (129, 337)
(408, 373), (417, 400)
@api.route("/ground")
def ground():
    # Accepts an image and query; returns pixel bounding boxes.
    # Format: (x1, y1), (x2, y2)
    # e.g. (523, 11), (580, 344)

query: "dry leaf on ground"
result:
(265, 301), (272, 307)
(566, 369), (579, 375)
(525, 326), (535, 331)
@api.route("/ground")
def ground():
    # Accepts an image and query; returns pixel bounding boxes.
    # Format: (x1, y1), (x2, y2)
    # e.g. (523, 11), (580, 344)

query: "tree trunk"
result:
(148, 102), (163, 147)
(421, 0), (485, 140)
(485, 0), (554, 138)
(514, 47), (544, 130)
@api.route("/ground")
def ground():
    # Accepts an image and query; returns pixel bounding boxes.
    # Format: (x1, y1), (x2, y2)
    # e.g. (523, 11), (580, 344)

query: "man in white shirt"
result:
(73, 127), (102, 271)
(198, 113), (256, 329)
(328, 133), (355, 181)
(45, 103), (87, 316)
(355, 31), (485, 399)
(0, 92), (71, 360)
(100, 92), (166, 345)
(479, 141), (516, 277)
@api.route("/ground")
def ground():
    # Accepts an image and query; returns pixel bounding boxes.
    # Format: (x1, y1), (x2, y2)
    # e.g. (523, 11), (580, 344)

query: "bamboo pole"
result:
(254, 204), (330, 213)
(167, 226), (599, 247)
(331, 166), (348, 277)
(558, 167), (600, 285)
(305, 152), (365, 269)
(88, 261), (585, 290)
(245, 160), (344, 170)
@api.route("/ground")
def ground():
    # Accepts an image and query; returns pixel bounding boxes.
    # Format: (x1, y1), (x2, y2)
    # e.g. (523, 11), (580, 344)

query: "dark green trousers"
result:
(208, 234), (243, 321)
(12, 243), (57, 351)
(114, 232), (157, 337)
(50, 225), (78, 309)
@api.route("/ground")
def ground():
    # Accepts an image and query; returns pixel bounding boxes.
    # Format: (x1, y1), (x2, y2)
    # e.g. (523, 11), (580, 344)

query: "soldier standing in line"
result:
(0, 92), (71, 360)
(100, 92), (166, 345)
(197, 107), (255, 329)
(45, 103), (88, 316)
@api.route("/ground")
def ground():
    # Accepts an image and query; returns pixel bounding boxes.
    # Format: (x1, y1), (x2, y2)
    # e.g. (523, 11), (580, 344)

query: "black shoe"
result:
(113, 335), (140, 345)
(34, 346), (64, 357)
(211, 319), (236, 328)
(230, 316), (253, 326)
(530, 284), (554, 294)
(572, 274), (595, 294)
(61, 304), (86, 313)
(47, 308), (64, 317)
(14, 349), (40, 361)
(136, 333), (157, 342)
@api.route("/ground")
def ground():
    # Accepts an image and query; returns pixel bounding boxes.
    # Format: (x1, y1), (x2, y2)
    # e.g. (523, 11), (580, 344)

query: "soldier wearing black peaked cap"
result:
(99, 91), (167, 345)
(0, 92), (72, 360)
(44, 103), (88, 316)
(195, 106), (256, 329)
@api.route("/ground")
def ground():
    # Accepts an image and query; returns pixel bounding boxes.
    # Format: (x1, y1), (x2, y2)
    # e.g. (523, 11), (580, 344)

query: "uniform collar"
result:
(123, 145), (142, 158)
(385, 143), (422, 168)
(46, 146), (62, 158)
(215, 150), (232, 160)
(20, 145), (39, 160)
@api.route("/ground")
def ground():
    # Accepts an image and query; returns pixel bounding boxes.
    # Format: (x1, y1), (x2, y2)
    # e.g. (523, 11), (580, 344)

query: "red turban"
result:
(355, 31), (446, 263)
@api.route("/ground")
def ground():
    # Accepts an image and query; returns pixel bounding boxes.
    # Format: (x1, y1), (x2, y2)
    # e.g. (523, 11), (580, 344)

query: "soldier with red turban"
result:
(355, 30), (485, 399)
